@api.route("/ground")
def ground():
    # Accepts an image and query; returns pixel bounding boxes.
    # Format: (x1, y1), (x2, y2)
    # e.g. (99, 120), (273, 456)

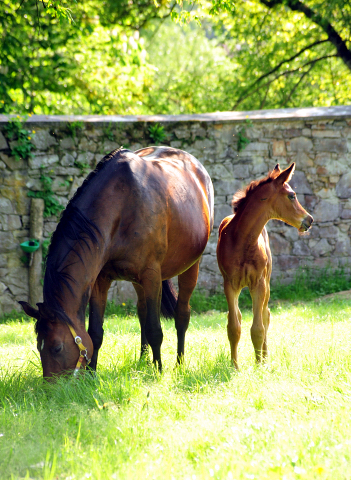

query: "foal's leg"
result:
(88, 274), (112, 371)
(249, 278), (267, 364)
(224, 280), (242, 369)
(140, 267), (164, 371)
(175, 260), (200, 364)
(262, 280), (271, 360)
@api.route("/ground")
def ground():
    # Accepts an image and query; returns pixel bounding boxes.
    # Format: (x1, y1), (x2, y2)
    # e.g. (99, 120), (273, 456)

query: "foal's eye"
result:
(288, 193), (296, 201)
(51, 343), (64, 355)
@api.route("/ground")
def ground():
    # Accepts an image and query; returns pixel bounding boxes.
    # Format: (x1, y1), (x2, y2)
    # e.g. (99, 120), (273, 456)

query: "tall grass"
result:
(1, 297), (351, 479)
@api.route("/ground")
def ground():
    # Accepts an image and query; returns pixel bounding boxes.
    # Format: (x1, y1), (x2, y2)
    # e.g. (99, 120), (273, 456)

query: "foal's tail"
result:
(161, 279), (177, 319)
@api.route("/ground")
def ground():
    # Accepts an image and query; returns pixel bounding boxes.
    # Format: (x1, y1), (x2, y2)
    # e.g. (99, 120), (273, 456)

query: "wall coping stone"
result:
(1, 105), (351, 125)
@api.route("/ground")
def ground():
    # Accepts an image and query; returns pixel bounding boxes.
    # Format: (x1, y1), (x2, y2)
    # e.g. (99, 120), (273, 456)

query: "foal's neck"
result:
(233, 199), (271, 247)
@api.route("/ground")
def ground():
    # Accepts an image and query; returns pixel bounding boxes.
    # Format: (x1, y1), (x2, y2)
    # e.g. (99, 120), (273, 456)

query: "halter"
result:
(68, 324), (91, 376)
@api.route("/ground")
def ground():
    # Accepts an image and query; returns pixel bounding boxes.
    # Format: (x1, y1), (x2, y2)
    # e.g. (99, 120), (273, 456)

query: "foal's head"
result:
(233, 163), (313, 233)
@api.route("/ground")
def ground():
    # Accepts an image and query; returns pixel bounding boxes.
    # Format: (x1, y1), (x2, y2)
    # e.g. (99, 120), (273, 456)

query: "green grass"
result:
(1, 295), (351, 479)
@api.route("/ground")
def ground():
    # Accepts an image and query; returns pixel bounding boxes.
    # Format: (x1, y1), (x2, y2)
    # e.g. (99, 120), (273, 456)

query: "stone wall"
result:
(1, 105), (351, 314)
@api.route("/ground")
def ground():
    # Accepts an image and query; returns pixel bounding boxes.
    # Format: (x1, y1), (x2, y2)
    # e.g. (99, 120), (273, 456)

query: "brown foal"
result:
(216, 163), (313, 369)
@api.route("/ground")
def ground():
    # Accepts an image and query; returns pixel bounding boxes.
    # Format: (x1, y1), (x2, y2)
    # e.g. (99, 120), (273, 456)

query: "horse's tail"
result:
(161, 279), (177, 319)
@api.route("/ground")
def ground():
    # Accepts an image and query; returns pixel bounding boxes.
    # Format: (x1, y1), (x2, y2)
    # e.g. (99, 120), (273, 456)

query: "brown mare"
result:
(216, 163), (313, 369)
(20, 146), (214, 378)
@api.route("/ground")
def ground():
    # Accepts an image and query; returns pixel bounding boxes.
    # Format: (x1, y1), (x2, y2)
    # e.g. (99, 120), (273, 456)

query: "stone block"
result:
(314, 139), (347, 154)
(289, 171), (312, 194)
(0, 231), (15, 251)
(213, 179), (242, 196)
(312, 129), (341, 138)
(243, 142), (269, 154)
(31, 129), (57, 150)
(61, 153), (75, 167)
(200, 253), (221, 275)
(59, 137), (75, 149)
(0, 131), (8, 150)
(313, 200), (340, 222)
(76, 151), (95, 166)
(214, 204), (232, 228)
(336, 173), (351, 198)
(288, 136), (313, 152)
(312, 238), (333, 256)
(29, 154), (59, 169)
(269, 233), (291, 255)
(78, 137), (97, 152)
(0, 197), (14, 214)
(0, 214), (22, 231)
(0, 152), (26, 170)
(292, 240), (310, 256)
(272, 140), (286, 156)
(0, 292), (21, 315)
(206, 163), (233, 181)
(232, 163), (250, 179)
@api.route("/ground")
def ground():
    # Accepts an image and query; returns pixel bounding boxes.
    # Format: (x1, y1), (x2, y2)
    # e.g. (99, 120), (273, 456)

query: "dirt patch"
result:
(319, 290), (351, 301)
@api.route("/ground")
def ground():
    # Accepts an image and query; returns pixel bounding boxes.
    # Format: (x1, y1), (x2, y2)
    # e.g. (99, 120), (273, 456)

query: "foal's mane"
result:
(37, 147), (125, 334)
(232, 168), (280, 213)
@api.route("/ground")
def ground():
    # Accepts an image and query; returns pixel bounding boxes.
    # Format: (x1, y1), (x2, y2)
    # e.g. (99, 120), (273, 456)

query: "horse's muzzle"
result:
(299, 214), (313, 233)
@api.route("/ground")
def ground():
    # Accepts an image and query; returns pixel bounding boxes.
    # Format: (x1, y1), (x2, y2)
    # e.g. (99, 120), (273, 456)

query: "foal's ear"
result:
(18, 301), (40, 320)
(275, 163), (295, 185)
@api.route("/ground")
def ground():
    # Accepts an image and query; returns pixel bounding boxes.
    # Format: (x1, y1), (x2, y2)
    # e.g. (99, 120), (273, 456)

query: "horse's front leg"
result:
(140, 268), (163, 371)
(224, 280), (242, 369)
(88, 274), (111, 371)
(249, 277), (267, 364)
(175, 260), (200, 364)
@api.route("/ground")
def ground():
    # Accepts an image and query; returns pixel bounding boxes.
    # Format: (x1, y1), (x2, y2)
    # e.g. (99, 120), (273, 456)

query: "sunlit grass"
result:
(1, 297), (351, 479)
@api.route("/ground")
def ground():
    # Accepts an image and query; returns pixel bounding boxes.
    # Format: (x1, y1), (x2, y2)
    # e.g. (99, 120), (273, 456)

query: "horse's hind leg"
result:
(175, 260), (200, 364)
(133, 283), (149, 359)
(88, 274), (112, 371)
(139, 268), (164, 371)
(224, 280), (241, 369)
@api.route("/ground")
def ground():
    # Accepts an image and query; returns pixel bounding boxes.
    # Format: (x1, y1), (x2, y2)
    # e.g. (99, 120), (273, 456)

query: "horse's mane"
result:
(36, 147), (126, 334)
(232, 168), (280, 213)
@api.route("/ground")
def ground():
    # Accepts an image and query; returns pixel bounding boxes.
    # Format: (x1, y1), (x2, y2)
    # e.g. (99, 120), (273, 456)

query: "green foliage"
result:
(237, 119), (253, 152)
(148, 123), (166, 144)
(3, 116), (35, 160)
(3, 0), (351, 115)
(28, 174), (64, 218)
(73, 159), (90, 174)
(103, 122), (115, 141)
(67, 121), (84, 138)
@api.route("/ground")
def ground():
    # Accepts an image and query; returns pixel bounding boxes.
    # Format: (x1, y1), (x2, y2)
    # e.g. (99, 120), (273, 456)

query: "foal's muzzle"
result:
(299, 214), (313, 233)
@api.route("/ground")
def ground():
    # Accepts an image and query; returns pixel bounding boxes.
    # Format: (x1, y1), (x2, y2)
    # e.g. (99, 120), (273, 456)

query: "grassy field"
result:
(1, 294), (351, 479)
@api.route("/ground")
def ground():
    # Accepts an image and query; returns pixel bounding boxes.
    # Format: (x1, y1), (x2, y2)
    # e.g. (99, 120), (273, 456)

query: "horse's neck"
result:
(231, 201), (270, 248)
(47, 250), (100, 325)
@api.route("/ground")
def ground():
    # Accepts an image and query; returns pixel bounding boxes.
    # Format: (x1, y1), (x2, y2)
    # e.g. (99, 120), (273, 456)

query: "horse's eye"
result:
(288, 193), (296, 201)
(51, 343), (64, 355)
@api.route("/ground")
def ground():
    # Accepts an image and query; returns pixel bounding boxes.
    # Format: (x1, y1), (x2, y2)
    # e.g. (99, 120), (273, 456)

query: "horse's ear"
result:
(274, 163), (295, 185)
(18, 301), (39, 319)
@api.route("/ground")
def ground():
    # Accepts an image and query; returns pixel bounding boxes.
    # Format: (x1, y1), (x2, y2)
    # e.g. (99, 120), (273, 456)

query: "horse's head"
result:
(263, 163), (313, 233)
(19, 301), (93, 379)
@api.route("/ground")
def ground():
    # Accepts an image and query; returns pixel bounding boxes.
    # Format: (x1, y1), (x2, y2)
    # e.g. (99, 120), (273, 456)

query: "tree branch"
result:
(260, 0), (351, 71)
(232, 39), (328, 109)
(233, 54), (337, 109)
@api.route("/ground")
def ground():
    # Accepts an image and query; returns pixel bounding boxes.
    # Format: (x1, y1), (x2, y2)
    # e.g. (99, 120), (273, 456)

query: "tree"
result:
(0, 0), (170, 114)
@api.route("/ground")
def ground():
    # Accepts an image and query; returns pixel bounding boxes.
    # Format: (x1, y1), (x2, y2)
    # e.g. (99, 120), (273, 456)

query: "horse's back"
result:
(89, 146), (213, 281)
